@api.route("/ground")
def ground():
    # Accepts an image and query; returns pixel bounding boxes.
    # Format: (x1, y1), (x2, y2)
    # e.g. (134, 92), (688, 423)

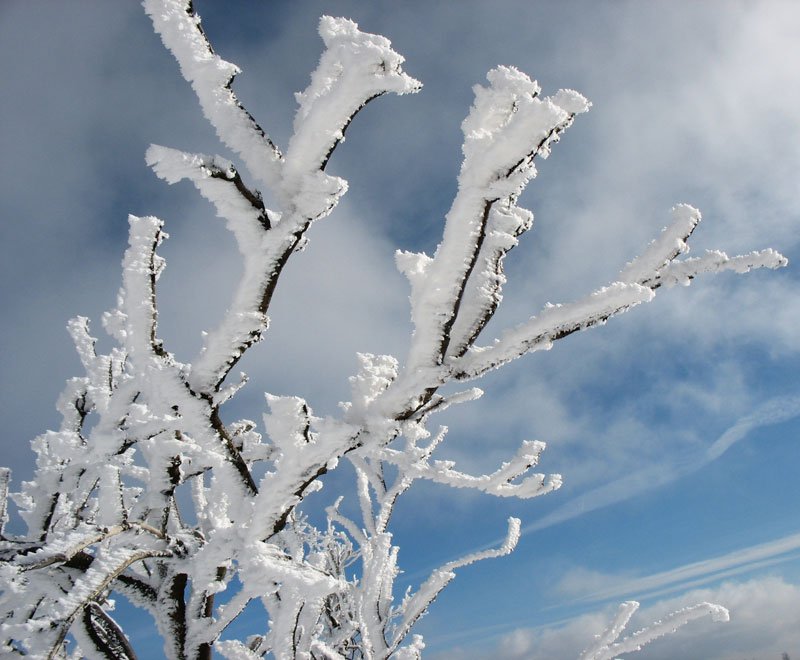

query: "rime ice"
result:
(0, 1), (785, 658)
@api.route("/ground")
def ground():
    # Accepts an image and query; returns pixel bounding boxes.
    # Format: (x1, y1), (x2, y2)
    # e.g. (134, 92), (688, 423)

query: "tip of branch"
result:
(705, 603), (731, 622)
(500, 517), (522, 554)
(551, 88), (591, 115)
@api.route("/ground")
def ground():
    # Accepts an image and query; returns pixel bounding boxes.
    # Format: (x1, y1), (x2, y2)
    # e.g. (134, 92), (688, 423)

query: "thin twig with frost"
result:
(580, 600), (730, 660)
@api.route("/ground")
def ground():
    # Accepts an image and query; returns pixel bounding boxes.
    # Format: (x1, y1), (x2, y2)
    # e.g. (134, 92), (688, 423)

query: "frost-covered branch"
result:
(448, 205), (786, 382)
(0, 468), (9, 540)
(450, 281), (655, 381)
(619, 204), (788, 289)
(74, 601), (138, 660)
(580, 600), (730, 660)
(399, 67), (590, 376)
(12, 523), (165, 572)
(388, 518), (520, 654)
(145, 5), (419, 395)
(379, 439), (562, 499)
(143, 0), (284, 193)
(285, 16), (421, 183)
(645, 248), (787, 289)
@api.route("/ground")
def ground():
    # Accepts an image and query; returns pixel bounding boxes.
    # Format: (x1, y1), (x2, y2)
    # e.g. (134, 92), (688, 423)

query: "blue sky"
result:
(1, 1), (800, 658)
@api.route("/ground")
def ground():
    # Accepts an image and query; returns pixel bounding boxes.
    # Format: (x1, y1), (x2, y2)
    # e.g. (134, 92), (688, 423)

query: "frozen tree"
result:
(0, 1), (787, 658)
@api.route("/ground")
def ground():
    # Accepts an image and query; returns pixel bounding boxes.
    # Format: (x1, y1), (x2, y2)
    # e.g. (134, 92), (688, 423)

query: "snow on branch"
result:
(278, 16), (421, 223)
(116, 214), (168, 361)
(285, 16), (421, 196)
(401, 67), (590, 375)
(44, 542), (170, 656)
(1, 534), (169, 659)
(0, 469), (9, 540)
(73, 601), (137, 660)
(146, 144), (278, 393)
(390, 518), (521, 652)
(143, 0), (284, 192)
(443, 202), (533, 359)
(441, 516), (521, 573)
(380, 439), (562, 499)
(145, 13), (420, 394)
(620, 204), (787, 289)
(450, 282), (655, 380)
(643, 248), (787, 289)
(12, 523), (165, 573)
(619, 203), (701, 283)
(146, 145), (273, 237)
(449, 205), (787, 381)
(580, 600), (730, 660)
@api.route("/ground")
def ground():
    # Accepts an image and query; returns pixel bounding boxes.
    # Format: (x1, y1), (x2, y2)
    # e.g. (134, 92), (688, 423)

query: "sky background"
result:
(1, 1), (800, 658)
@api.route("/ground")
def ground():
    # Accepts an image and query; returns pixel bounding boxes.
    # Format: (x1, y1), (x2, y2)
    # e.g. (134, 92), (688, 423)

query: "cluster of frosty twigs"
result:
(0, 0), (786, 658)
(580, 600), (730, 660)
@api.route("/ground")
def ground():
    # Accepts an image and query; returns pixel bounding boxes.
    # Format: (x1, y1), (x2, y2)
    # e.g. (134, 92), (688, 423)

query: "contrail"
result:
(520, 393), (800, 537)
(705, 394), (800, 461)
(571, 530), (800, 604)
